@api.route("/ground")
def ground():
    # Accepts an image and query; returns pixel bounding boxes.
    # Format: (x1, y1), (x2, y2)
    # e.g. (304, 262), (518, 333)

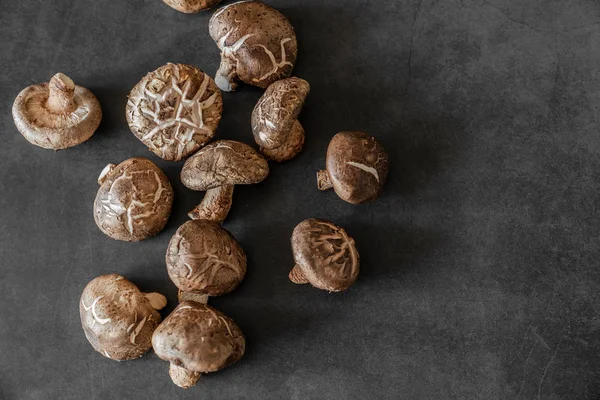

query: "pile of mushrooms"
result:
(10, 0), (393, 393)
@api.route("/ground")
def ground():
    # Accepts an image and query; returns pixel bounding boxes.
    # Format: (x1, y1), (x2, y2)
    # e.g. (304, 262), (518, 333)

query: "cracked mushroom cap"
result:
(166, 220), (247, 296)
(80, 274), (166, 361)
(181, 140), (269, 190)
(209, 1), (297, 91)
(152, 301), (245, 373)
(323, 131), (389, 204)
(290, 218), (360, 292)
(94, 157), (174, 242)
(12, 73), (102, 150)
(251, 77), (310, 162)
(126, 63), (223, 162)
(163, 0), (221, 13)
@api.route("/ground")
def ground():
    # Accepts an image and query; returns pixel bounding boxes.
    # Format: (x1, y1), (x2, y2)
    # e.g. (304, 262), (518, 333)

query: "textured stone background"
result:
(1, 0), (600, 399)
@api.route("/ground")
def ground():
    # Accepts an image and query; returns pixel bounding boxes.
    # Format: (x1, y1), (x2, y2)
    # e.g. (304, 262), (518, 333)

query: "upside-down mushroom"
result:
(12, 73), (102, 149)
(289, 218), (360, 292)
(251, 77), (310, 162)
(80, 274), (167, 361)
(162, 0), (221, 13)
(152, 301), (245, 388)
(209, 1), (297, 91)
(317, 131), (389, 204)
(93, 157), (174, 242)
(180, 140), (269, 223)
(126, 63), (223, 162)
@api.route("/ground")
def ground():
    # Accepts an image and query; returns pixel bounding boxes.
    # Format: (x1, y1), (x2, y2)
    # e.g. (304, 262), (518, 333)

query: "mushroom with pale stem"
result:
(251, 77), (310, 162)
(152, 301), (245, 388)
(94, 157), (174, 242)
(166, 219), (247, 303)
(126, 63), (223, 162)
(181, 140), (269, 223)
(289, 218), (360, 292)
(209, 1), (298, 92)
(317, 131), (389, 204)
(162, 0), (221, 13)
(80, 274), (167, 361)
(12, 73), (102, 149)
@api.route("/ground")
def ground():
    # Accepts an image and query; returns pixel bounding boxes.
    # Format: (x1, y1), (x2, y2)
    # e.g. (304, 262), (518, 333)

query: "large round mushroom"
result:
(317, 131), (389, 204)
(209, 1), (298, 91)
(12, 73), (102, 150)
(289, 218), (360, 292)
(94, 157), (174, 242)
(152, 301), (246, 388)
(80, 274), (167, 361)
(251, 77), (310, 162)
(126, 63), (223, 162)
(166, 219), (247, 298)
(181, 140), (269, 223)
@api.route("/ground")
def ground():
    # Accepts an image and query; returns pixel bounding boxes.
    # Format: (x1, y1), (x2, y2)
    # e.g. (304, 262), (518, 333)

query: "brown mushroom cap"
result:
(80, 274), (166, 361)
(152, 302), (245, 378)
(251, 77), (310, 161)
(318, 131), (389, 204)
(163, 0), (221, 13)
(12, 73), (102, 150)
(181, 140), (269, 190)
(126, 63), (223, 162)
(94, 157), (174, 242)
(166, 220), (247, 296)
(209, 1), (297, 91)
(289, 218), (360, 292)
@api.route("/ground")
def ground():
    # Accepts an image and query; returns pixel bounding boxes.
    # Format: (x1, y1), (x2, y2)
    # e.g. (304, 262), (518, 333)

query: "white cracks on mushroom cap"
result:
(346, 161), (380, 183)
(129, 315), (148, 344)
(153, 171), (167, 203)
(82, 296), (111, 325)
(211, 0), (252, 23)
(177, 305), (193, 312)
(253, 38), (294, 82)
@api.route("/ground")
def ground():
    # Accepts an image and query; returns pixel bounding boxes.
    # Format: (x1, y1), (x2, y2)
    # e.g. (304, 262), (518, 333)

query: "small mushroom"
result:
(181, 140), (269, 223)
(289, 218), (360, 292)
(152, 301), (245, 388)
(162, 0), (221, 13)
(94, 157), (174, 242)
(12, 73), (102, 149)
(209, 1), (298, 91)
(166, 219), (247, 300)
(126, 63), (223, 162)
(251, 77), (310, 162)
(80, 274), (167, 361)
(317, 131), (389, 204)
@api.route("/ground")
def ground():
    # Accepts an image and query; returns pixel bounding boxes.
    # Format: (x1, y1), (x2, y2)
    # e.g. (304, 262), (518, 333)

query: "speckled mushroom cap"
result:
(319, 131), (389, 204)
(126, 63), (223, 161)
(166, 220), (247, 296)
(12, 73), (102, 150)
(251, 77), (310, 162)
(209, 1), (297, 91)
(152, 301), (245, 373)
(181, 140), (269, 190)
(163, 0), (221, 13)
(80, 274), (166, 361)
(94, 157), (173, 242)
(289, 218), (360, 292)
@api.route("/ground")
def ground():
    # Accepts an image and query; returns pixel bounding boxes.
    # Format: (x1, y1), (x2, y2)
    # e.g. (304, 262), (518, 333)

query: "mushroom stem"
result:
(47, 73), (76, 113)
(169, 363), (201, 389)
(188, 185), (234, 224)
(317, 170), (333, 190)
(178, 290), (209, 304)
(215, 58), (238, 92)
(289, 264), (309, 284)
(144, 292), (167, 310)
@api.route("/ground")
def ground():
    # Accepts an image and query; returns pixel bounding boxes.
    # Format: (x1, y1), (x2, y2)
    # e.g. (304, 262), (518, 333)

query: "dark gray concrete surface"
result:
(1, 0), (600, 399)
